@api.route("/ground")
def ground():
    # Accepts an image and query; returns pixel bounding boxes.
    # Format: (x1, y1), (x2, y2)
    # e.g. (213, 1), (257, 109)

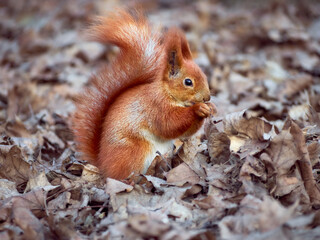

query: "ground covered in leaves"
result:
(1, 0), (320, 239)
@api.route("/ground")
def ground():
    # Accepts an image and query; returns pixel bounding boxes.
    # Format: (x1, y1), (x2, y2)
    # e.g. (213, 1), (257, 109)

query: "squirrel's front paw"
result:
(194, 103), (211, 118)
(207, 102), (217, 115)
(194, 102), (217, 118)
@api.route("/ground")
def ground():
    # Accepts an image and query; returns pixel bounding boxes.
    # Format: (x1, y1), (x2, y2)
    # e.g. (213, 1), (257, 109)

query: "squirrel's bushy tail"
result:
(73, 10), (162, 163)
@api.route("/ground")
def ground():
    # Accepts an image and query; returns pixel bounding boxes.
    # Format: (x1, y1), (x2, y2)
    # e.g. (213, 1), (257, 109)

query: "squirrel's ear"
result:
(164, 28), (192, 78)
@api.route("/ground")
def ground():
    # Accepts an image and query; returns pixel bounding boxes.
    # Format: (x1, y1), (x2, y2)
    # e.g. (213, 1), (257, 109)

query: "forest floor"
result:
(1, 0), (320, 239)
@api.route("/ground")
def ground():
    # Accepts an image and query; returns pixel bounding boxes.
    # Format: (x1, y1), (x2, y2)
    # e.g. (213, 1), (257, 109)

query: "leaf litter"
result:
(0, 0), (320, 239)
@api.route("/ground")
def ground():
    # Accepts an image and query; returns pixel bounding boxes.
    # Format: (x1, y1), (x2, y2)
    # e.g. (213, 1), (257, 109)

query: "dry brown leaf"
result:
(176, 136), (200, 165)
(224, 110), (273, 141)
(25, 171), (52, 192)
(193, 194), (236, 211)
(206, 121), (231, 164)
(206, 164), (235, 192)
(279, 74), (313, 100)
(227, 71), (255, 102)
(47, 191), (71, 210)
(289, 104), (311, 122)
(240, 155), (266, 182)
(308, 142), (320, 167)
(19, 30), (50, 55)
(175, 136), (208, 179)
(239, 140), (270, 160)
(4, 118), (31, 138)
(219, 195), (296, 238)
(166, 163), (200, 186)
(182, 184), (202, 199)
(0, 232), (10, 240)
(89, 186), (109, 203)
(7, 83), (49, 120)
(143, 175), (167, 191)
(293, 51), (319, 72)
(265, 128), (299, 175)
(263, 127), (305, 200)
(75, 42), (105, 62)
(145, 155), (172, 181)
(48, 217), (84, 240)
(12, 206), (45, 240)
(0, 145), (32, 187)
(128, 214), (170, 237)
(0, 179), (20, 200)
(165, 200), (194, 222)
(1, 187), (54, 218)
(81, 163), (101, 182)
(105, 178), (134, 195)
(290, 120), (320, 206)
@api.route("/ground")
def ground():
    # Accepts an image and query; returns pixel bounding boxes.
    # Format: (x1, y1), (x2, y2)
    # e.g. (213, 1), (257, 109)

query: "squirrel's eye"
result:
(184, 78), (193, 87)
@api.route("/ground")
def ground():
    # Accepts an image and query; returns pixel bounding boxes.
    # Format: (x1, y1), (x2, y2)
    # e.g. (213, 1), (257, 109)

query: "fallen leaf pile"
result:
(1, 0), (320, 239)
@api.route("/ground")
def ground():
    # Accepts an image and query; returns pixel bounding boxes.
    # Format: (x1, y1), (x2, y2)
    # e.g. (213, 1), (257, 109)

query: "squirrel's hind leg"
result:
(98, 137), (152, 180)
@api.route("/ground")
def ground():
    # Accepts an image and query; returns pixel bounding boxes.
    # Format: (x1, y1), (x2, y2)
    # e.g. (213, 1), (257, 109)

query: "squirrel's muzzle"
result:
(203, 94), (210, 102)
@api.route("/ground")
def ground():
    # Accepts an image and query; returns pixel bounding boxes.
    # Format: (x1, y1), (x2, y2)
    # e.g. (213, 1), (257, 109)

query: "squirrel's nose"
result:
(203, 94), (211, 102)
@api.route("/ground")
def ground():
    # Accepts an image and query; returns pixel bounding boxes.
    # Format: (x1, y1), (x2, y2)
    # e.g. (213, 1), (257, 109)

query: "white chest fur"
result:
(141, 130), (173, 174)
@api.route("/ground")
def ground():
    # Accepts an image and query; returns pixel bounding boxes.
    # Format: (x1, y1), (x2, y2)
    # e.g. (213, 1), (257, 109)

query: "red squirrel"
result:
(72, 10), (216, 180)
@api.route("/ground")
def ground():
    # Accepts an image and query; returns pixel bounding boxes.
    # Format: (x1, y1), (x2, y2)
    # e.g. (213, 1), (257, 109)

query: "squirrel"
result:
(72, 10), (216, 180)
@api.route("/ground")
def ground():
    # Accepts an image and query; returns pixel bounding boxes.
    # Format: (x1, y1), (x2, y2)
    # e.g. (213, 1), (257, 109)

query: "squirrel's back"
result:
(72, 10), (163, 163)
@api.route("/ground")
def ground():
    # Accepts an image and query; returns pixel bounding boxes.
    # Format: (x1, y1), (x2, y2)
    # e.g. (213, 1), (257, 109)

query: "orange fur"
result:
(72, 10), (213, 179)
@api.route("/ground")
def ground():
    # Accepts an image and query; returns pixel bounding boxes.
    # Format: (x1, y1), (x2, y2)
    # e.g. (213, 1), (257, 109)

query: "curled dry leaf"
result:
(145, 155), (172, 181)
(223, 110), (273, 156)
(206, 120), (230, 164)
(81, 163), (101, 182)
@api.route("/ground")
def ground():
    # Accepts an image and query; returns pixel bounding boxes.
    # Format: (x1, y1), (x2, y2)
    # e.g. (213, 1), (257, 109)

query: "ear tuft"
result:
(164, 27), (192, 78)
(169, 51), (177, 76)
